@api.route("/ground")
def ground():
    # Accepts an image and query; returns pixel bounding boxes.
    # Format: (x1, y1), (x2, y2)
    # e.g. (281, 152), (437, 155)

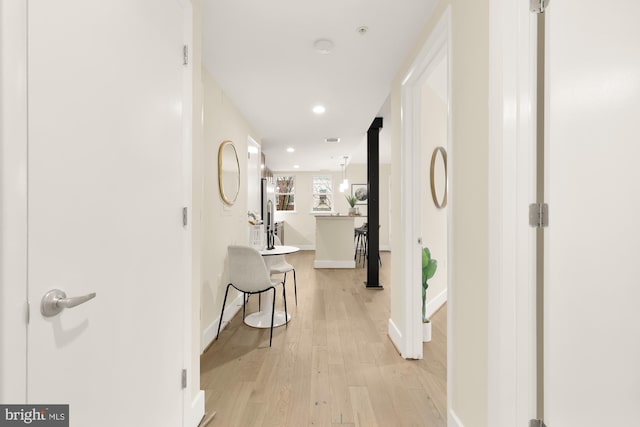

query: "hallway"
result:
(201, 251), (446, 426)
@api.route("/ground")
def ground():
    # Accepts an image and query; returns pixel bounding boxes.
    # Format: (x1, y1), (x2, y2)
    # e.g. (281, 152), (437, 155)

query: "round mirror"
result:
(218, 140), (240, 206)
(430, 146), (448, 209)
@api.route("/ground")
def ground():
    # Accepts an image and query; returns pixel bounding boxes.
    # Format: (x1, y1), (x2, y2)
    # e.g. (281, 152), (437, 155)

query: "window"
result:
(275, 176), (295, 211)
(312, 175), (333, 212)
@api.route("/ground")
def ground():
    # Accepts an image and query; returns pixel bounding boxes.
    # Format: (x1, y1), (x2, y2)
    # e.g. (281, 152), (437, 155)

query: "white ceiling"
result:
(202, 0), (437, 171)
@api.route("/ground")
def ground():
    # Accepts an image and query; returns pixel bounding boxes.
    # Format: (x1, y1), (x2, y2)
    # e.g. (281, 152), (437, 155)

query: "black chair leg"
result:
(269, 287), (276, 347)
(216, 284), (232, 340)
(293, 269), (297, 306)
(258, 294), (261, 311)
(242, 292), (246, 319)
(363, 233), (368, 268)
(282, 281), (288, 328)
(355, 232), (364, 262)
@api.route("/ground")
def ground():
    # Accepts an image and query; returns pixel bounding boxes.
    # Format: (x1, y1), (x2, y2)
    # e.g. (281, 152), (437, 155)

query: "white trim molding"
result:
(487, 0), (538, 425)
(449, 409), (465, 427)
(189, 390), (205, 427)
(424, 288), (447, 320)
(180, 2), (199, 426)
(400, 6), (451, 361)
(387, 318), (403, 353)
(201, 292), (245, 353)
(0, 0), (28, 404)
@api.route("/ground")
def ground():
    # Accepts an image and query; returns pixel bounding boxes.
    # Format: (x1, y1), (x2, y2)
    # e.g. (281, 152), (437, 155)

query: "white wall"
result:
(390, 0), (489, 425)
(200, 67), (262, 348)
(421, 82), (448, 317)
(273, 164), (391, 250)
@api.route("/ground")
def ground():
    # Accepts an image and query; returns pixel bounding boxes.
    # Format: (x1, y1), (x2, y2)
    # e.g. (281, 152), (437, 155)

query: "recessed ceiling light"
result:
(286, 147), (295, 153)
(312, 105), (326, 114)
(324, 137), (340, 143)
(293, 165), (300, 169)
(313, 39), (334, 54)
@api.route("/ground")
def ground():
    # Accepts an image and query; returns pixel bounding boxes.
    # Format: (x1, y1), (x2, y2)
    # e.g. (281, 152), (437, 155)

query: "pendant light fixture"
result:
(339, 156), (349, 192)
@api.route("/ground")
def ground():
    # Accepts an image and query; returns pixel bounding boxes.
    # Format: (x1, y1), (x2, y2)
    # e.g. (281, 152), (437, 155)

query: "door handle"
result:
(40, 289), (97, 317)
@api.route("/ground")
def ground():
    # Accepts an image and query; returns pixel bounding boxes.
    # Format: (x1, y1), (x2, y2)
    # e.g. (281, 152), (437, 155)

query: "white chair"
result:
(269, 235), (298, 306)
(216, 245), (287, 347)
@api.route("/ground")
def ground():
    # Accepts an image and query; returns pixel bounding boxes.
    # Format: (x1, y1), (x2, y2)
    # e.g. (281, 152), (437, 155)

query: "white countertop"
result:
(314, 214), (360, 219)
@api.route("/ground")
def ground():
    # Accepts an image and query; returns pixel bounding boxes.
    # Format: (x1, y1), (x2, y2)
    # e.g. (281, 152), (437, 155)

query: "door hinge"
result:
(181, 369), (187, 389)
(183, 45), (189, 66)
(26, 301), (30, 324)
(529, 419), (547, 427)
(530, 0), (549, 13)
(529, 203), (549, 228)
(183, 207), (188, 227)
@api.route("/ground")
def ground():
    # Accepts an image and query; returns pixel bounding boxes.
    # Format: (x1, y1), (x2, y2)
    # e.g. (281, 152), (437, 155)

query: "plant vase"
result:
(422, 320), (432, 342)
(345, 195), (358, 216)
(421, 247), (437, 343)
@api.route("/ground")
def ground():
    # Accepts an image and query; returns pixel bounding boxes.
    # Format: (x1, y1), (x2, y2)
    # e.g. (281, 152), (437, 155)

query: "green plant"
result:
(345, 194), (358, 208)
(422, 247), (438, 323)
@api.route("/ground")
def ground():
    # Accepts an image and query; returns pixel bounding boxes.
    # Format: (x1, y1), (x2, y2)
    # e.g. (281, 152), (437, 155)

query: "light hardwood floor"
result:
(201, 251), (447, 427)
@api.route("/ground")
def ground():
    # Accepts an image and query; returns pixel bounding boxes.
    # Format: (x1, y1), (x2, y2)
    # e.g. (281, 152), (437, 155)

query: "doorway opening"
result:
(398, 7), (452, 367)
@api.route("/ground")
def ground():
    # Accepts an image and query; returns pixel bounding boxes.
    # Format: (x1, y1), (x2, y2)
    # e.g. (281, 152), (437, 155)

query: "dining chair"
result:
(216, 245), (286, 347)
(269, 235), (298, 306)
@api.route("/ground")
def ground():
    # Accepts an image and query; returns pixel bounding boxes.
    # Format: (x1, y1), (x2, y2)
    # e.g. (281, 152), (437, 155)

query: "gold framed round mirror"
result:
(430, 146), (448, 209)
(218, 140), (240, 206)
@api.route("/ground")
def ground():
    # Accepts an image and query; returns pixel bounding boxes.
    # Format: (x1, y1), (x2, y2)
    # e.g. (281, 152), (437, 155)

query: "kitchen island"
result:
(314, 215), (356, 268)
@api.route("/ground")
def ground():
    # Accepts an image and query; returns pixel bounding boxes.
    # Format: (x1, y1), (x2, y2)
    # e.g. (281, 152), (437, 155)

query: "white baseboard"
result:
(188, 390), (205, 427)
(425, 288), (447, 320)
(314, 260), (356, 269)
(388, 318), (403, 355)
(380, 245), (391, 251)
(201, 292), (245, 353)
(449, 409), (464, 427)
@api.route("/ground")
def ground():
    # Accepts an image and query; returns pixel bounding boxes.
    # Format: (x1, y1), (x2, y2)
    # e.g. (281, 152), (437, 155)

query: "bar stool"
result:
(354, 224), (368, 266)
(356, 224), (382, 268)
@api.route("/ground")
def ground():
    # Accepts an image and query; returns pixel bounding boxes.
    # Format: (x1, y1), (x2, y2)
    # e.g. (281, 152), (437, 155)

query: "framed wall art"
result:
(351, 184), (368, 205)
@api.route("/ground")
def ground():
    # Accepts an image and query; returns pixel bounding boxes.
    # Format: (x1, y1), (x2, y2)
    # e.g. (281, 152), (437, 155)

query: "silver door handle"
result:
(41, 289), (97, 317)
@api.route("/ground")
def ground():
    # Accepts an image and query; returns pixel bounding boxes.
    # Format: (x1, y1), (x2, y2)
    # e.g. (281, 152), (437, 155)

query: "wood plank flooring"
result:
(201, 251), (447, 427)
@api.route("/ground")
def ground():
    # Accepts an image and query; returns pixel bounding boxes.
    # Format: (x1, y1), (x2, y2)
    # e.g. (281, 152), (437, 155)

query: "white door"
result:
(27, 1), (186, 426)
(545, 1), (640, 424)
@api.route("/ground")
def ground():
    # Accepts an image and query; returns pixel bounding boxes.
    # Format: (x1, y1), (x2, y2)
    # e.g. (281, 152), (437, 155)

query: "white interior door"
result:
(27, 1), (186, 425)
(545, 1), (640, 424)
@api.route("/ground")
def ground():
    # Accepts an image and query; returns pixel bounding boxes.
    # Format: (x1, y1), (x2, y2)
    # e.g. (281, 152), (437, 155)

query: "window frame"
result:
(274, 175), (296, 212)
(311, 175), (334, 213)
